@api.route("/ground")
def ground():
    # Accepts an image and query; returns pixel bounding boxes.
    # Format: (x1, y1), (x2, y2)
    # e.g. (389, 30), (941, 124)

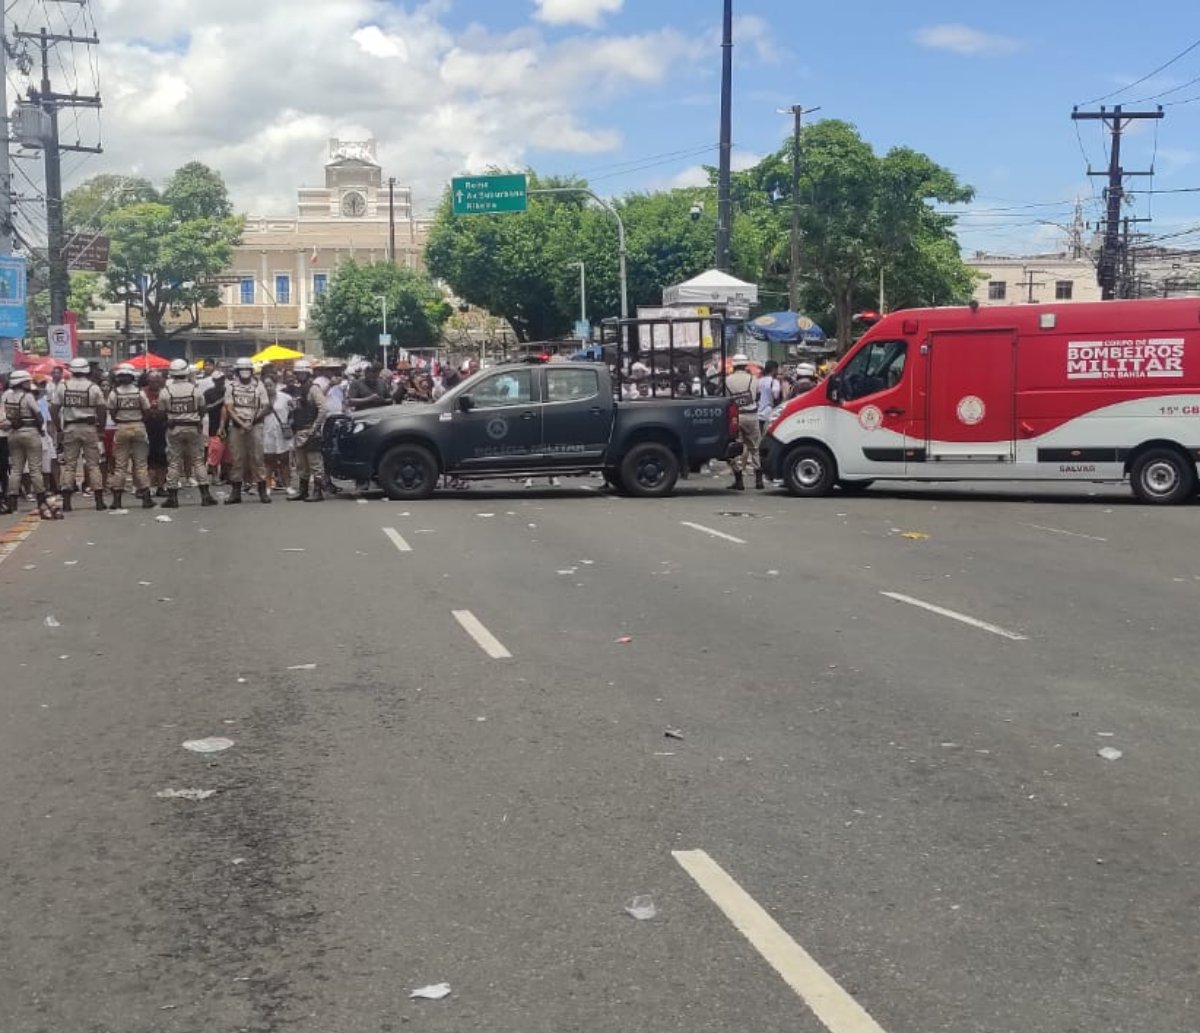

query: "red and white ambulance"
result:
(762, 298), (1200, 504)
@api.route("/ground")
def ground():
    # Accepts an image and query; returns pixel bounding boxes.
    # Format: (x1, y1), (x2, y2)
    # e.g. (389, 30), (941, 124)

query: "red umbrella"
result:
(130, 351), (172, 370)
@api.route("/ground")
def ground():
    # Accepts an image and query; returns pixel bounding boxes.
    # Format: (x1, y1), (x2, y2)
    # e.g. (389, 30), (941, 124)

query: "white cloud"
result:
(17, 0), (705, 220)
(669, 149), (762, 189)
(534, 0), (622, 28)
(914, 24), (1025, 56)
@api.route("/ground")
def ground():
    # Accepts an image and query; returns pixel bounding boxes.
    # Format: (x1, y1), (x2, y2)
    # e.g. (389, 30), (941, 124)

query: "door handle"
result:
(521, 411), (536, 421)
(884, 407), (906, 416)
(590, 406), (603, 415)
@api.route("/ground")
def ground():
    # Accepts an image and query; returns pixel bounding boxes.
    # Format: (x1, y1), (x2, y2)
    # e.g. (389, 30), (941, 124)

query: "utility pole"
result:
(779, 103), (819, 312)
(1071, 104), (1162, 300)
(1015, 267), (1047, 304)
(15, 17), (102, 326)
(388, 176), (396, 265)
(714, 0), (733, 272)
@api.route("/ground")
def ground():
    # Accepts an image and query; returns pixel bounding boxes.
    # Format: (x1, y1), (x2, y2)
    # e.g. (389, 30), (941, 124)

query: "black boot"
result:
(0, 495), (11, 514)
(111, 490), (123, 511)
(729, 471), (745, 491)
(199, 485), (218, 507)
(141, 488), (157, 510)
(62, 491), (73, 512)
(163, 488), (180, 509)
(36, 492), (52, 519)
(289, 477), (309, 501)
(305, 480), (324, 502)
(755, 471), (764, 490)
(95, 491), (107, 512)
(226, 482), (243, 505)
(257, 480), (271, 504)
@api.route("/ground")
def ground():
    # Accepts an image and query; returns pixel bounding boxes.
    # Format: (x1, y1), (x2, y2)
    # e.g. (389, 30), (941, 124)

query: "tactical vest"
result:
(3, 391), (26, 429)
(165, 382), (201, 421)
(292, 383), (320, 431)
(62, 378), (98, 421)
(725, 370), (756, 412)
(112, 384), (144, 421)
(230, 381), (260, 420)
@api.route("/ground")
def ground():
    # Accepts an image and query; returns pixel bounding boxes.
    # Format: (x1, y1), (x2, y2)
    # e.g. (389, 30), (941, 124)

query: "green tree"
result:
(64, 174), (158, 234)
(101, 163), (244, 343)
(726, 121), (976, 350)
(311, 261), (452, 359)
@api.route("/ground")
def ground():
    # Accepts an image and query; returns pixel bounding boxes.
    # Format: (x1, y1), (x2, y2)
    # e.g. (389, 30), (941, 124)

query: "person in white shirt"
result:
(756, 360), (782, 433)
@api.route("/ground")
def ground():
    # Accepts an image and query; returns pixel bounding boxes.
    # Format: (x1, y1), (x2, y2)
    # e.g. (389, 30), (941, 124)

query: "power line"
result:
(1128, 71), (1200, 104)
(1080, 37), (1200, 105)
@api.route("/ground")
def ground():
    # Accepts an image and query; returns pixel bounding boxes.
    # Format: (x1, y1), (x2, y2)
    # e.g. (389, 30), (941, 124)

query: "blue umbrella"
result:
(745, 312), (826, 344)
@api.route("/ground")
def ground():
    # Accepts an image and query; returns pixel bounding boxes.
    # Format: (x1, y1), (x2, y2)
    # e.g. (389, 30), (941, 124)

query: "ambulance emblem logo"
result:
(957, 395), (986, 426)
(858, 405), (883, 431)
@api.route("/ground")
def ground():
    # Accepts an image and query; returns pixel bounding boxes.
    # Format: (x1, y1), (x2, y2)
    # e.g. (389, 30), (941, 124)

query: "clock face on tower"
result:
(341, 191), (367, 217)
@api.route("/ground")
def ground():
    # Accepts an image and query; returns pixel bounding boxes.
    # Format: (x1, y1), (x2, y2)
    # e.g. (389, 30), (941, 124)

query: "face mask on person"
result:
(238, 370), (253, 383)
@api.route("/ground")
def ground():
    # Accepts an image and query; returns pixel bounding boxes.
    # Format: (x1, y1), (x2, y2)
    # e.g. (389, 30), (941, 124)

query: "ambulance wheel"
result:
(837, 479), (874, 494)
(782, 444), (836, 498)
(1130, 448), (1195, 505)
(378, 443), (438, 500)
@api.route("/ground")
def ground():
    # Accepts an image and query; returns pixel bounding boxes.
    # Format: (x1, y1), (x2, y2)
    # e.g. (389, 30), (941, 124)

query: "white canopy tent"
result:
(662, 269), (759, 307)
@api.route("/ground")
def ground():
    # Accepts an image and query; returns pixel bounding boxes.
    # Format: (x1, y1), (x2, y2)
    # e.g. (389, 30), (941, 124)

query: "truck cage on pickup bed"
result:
(599, 313), (731, 399)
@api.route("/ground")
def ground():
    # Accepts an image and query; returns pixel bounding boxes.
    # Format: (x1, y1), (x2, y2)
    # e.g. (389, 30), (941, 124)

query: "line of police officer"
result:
(0, 352), (329, 516)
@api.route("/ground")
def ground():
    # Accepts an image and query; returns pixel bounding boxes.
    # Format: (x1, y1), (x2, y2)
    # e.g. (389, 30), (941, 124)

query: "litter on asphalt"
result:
(664, 728), (685, 740)
(155, 515), (173, 523)
(615, 635), (633, 644)
(625, 895), (657, 920)
(44, 615), (60, 628)
(182, 737), (235, 754)
(156, 788), (218, 800)
(287, 663), (317, 670)
(901, 531), (930, 540)
(1098, 747), (1124, 761)
(410, 983), (452, 1001)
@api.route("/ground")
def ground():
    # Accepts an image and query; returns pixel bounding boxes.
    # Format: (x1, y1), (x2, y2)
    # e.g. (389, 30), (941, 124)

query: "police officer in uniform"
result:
(160, 358), (217, 508)
(107, 362), (156, 510)
(2, 370), (50, 516)
(724, 354), (763, 491)
(54, 357), (107, 511)
(221, 356), (271, 504)
(287, 359), (328, 502)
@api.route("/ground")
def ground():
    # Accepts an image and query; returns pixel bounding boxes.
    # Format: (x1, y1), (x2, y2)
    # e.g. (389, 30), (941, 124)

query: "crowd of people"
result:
(0, 353), (466, 519)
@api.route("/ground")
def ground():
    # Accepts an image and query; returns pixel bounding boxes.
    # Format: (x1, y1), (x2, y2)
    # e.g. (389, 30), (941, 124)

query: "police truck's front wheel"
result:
(1130, 447), (1196, 505)
(782, 444), (836, 498)
(378, 444), (438, 500)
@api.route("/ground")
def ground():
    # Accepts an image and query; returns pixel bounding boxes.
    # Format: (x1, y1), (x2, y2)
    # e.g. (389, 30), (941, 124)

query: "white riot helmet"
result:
(114, 363), (136, 381)
(168, 358), (189, 378)
(795, 362), (817, 378)
(731, 353), (750, 368)
(68, 357), (90, 375)
(293, 359), (313, 376)
(8, 369), (31, 388)
(234, 356), (254, 380)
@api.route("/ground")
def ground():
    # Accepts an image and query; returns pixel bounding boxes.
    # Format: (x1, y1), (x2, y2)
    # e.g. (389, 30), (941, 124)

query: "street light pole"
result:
(571, 261), (587, 325)
(715, 0), (733, 272)
(378, 294), (389, 370)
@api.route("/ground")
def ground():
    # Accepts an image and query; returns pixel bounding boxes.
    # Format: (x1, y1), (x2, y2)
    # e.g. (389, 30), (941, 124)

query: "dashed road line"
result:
(1022, 522), (1107, 543)
(673, 849), (890, 1033)
(452, 609), (512, 659)
(879, 591), (1027, 641)
(382, 527), (413, 553)
(680, 520), (747, 545)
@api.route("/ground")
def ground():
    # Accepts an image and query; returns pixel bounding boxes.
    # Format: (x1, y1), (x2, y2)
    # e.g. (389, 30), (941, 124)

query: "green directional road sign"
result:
(451, 174), (528, 216)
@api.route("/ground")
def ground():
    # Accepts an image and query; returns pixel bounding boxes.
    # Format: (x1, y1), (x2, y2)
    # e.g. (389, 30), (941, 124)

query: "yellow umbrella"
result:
(250, 343), (306, 363)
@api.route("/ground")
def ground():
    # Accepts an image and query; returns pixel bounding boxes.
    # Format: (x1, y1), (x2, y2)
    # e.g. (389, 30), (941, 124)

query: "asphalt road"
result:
(1, 474), (1197, 1033)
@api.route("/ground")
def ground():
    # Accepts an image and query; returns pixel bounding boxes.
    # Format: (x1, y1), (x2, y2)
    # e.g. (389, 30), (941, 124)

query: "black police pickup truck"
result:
(324, 362), (742, 499)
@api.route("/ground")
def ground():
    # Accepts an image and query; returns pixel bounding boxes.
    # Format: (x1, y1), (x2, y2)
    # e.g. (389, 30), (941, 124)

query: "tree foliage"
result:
(71, 164), (245, 342)
(311, 260), (452, 360)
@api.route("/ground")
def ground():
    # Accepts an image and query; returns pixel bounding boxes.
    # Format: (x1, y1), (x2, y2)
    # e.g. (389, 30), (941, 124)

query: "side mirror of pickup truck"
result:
(826, 376), (841, 404)
(458, 394), (475, 412)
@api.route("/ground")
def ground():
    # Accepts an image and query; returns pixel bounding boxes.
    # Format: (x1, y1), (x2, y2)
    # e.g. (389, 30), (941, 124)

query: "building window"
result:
(275, 274), (290, 305)
(313, 273), (328, 297)
(1055, 280), (1073, 300)
(239, 277), (255, 305)
(987, 281), (1007, 301)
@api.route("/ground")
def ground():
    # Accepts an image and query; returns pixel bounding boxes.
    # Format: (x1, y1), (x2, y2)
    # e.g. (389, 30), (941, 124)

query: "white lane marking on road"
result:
(383, 527), (413, 553)
(1022, 522), (1107, 543)
(673, 849), (890, 1033)
(452, 610), (512, 659)
(680, 520), (747, 545)
(879, 591), (1028, 641)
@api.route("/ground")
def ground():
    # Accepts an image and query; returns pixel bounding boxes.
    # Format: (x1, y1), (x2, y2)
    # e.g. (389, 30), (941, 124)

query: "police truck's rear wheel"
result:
(377, 444), (438, 500)
(620, 443), (680, 497)
(1130, 447), (1195, 505)
(782, 444), (836, 498)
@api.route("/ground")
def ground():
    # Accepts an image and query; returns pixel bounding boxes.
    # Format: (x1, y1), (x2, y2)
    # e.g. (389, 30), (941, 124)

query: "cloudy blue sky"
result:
(13, 0), (1200, 257)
